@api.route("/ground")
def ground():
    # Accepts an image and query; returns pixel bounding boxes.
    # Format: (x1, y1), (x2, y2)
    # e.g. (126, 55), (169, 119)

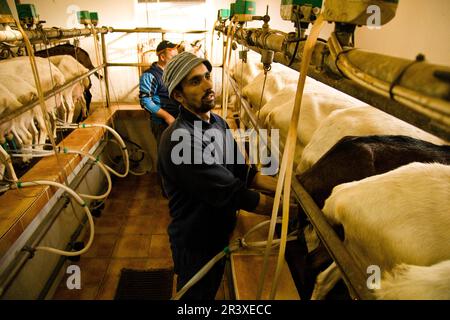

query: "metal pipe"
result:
(304, 65), (450, 141)
(0, 64), (105, 126)
(112, 27), (207, 34)
(329, 33), (450, 116)
(215, 24), (450, 141)
(101, 33), (111, 108)
(327, 33), (450, 141)
(0, 25), (21, 41)
(0, 26), (111, 43)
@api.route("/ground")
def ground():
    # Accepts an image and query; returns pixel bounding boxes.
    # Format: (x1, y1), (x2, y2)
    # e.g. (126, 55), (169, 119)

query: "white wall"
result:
(355, 0), (450, 65)
(8, 0), (135, 28)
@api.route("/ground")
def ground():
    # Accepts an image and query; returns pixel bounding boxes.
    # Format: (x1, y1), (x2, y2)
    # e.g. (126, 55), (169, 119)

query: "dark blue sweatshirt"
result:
(158, 107), (259, 249)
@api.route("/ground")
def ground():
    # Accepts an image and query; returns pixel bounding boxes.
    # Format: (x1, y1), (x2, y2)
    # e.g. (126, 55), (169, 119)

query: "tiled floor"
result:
(51, 172), (229, 300)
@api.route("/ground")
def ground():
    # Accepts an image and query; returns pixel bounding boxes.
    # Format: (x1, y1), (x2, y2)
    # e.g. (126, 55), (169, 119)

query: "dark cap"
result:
(156, 40), (177, 55)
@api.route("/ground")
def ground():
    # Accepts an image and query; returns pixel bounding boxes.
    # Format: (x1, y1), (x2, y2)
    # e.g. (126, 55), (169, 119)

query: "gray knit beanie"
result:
(163, 51), (213, 98)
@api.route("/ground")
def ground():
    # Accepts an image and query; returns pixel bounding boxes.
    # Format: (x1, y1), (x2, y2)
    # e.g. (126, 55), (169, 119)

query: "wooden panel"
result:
(230, 209), (300, 300)
(231, 253), (300, 300)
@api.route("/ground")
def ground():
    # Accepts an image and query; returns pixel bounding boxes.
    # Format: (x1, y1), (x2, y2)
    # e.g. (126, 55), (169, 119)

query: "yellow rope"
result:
(15, 19), (70, 186)
(256, 15), (326, 300)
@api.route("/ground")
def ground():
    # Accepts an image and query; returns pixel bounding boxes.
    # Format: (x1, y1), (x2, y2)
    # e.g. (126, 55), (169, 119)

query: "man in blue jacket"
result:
(139, 40), (179, 145)
(160, 52), (280, 300)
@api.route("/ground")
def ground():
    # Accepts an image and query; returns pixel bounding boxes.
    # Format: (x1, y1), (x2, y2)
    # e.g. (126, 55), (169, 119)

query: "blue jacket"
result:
(139, 62), (179, 124)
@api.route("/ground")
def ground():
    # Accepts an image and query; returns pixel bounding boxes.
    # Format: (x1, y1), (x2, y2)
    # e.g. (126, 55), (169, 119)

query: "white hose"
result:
(0, 145), (18, 181)
(171, 248), (230, 300)
(129, 169), (147, 176)
(10, 148), (112, 200)
(58, 123), (130, 178)
(171, 219), (298, 300)
(64, 149), (112, 200)
(107, 137), (149, 176)
(257, 15), (326, 300)
(240, 219), (297, 249)
(11, 180), (95, 256)
(242, 234), (298, 249)
(210, 20), (219, 61)
(243, 218), (282, 241)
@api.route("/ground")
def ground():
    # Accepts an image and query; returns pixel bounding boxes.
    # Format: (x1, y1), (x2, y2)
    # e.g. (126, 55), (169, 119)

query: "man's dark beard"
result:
(198, 101), (215, 113)
(198, 90), (215, 113)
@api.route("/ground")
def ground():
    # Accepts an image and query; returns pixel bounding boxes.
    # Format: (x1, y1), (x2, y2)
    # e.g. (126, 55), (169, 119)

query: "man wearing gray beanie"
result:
(159, 52), (280, 300)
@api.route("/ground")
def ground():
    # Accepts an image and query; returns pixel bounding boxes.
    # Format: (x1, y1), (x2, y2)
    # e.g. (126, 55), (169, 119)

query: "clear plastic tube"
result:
(64, 149), (112, 200)
(58, 123), (130, 178)
(171, 249), (229, 300)
(171, 219), (298, 300)
(12, 180), (95, 256)
(11, 148), (112, 200)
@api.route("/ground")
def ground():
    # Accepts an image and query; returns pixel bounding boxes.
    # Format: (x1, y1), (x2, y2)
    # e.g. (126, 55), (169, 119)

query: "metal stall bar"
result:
(228, 77), (265, 131)
(227, 77), (283, 159)
(104, 28), (208, 103)
(0, 64), (105, 126)
(290, 178), (373, 300)
(107, 62), (152, 68)
(112, 27), (206, 34)
(101, 33), (111, 108)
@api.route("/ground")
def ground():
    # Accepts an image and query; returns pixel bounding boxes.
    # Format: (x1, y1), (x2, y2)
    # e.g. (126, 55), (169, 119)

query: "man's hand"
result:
(253, 193), (298, 218)
(250, 172), (277, 195)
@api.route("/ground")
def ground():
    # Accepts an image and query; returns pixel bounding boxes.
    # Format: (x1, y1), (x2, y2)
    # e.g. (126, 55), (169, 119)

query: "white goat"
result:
(0, 83), (24, 145)
(311, 162), (450, 300)
(376, 260), (450, 300)
(297, 106), (446, 174)
(0, 56), (65, 91)
(230, 50), (264, 88)
(0, 56), (66, 141)
(48, 55), (89, 123)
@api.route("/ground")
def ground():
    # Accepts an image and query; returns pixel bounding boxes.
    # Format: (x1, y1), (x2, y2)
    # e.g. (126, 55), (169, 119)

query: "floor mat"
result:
(114, 268), (174, 300)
